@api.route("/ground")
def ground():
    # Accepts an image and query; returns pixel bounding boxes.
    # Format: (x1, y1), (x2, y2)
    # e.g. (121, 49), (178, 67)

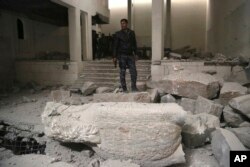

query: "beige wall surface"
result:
(207, 0), (250, 58)
(102, 0), (207, 49)
(171, 0), (207, 50)
(0, 11), (69, 60)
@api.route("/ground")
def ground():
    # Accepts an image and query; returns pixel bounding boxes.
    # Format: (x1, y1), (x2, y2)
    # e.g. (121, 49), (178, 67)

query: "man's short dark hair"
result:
(120, 18), (128, 23)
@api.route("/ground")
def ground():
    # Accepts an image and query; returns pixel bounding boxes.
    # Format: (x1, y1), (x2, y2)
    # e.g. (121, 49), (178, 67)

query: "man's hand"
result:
(113, 57), (117, 68)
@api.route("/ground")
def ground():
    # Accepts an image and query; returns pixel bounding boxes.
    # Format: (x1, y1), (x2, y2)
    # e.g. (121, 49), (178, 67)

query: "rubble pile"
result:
(2, 68), (249, 167)
(40, 72), (250, 167)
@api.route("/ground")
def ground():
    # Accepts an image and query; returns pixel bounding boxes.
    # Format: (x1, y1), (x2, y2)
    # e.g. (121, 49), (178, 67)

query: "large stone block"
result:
(81, 82), (97, 96)
(42, 102), (187, 167)
(161, 94), (176, 103)
(229, 127), (250, 149)
(182, 113), (220, 148)
(151, 71), (221, 99)
(211, 128), (247, 167)
(229, 94), (250, 119)
(219, 82), (247, 105)
(223, 105), (246, 127)
(180, 98), (196, 114)
(195, 96), (224, 119)
(93, 92), (151, 103)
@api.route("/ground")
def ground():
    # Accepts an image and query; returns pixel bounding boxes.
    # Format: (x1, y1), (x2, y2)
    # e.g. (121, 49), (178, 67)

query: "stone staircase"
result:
(72, 60), (151, 89)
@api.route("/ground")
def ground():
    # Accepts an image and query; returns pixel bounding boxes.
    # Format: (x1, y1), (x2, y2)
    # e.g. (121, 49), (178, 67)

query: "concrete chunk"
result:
(211, 128), (247, 167)
(152, 71), (221, 99)
(195, 96), (224, 119)
(220, 82), (247, 105)
(93, 92), (151, 103)
(81, 82), (97, 96)
(180, 98), (196, 114)
(229, 94), (250, 119)
(229, 127), (250, 149)
(223, 105), (246, 127)
(182, 113), (220, 148)
(42, 102), (187, 167)
(161, 94), (176, 103)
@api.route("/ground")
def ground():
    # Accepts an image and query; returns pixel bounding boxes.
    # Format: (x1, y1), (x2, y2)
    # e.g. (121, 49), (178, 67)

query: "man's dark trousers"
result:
(119, 54), (137, 91)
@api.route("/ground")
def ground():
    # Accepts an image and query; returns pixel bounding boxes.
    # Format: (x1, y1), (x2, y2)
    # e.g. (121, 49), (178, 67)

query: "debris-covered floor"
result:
(0, 74), (249, 167)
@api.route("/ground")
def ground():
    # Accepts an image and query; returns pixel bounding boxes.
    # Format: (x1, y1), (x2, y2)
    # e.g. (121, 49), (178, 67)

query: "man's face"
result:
(121, 21), (128, 30)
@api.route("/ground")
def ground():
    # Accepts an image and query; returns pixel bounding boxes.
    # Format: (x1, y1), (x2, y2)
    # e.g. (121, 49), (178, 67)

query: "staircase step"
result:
(79, 73), (150, 78)
(82, 69), (150, 74)
(83, 60), (151, 65)
(72, 60), (152, 88)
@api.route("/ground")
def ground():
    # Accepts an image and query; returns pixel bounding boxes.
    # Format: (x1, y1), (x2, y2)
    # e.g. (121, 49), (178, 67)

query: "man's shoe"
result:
(122, 87), (128, 93)
(131, 87), (139, 92)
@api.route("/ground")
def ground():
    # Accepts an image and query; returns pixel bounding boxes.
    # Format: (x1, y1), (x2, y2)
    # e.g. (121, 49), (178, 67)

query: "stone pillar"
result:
(81, 12), (87, 61)
(68, 7), (82, 62)
(128, 0), (134, 30)
(165, 0), (172, 48)
(86, 13), (93, 60)
(152, 0), (164, 62)
(151, 0), (164, 81)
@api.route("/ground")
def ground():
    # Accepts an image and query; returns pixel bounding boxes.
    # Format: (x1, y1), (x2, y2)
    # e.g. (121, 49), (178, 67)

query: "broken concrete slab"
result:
(182, 113), (220, 148)
(180, 98), (196, 114)
(51, 90), (71, 103)
(42, 102), (187, 167)
(219, 82), (247, 105)
(211, 128), (247, 167)
(195, 96), (224, 119)
(96, 87), (113, 94)
(223, 105), (246, 127)
(229, 127), (250, 148)
(161, 94), (176, 103)
(229, 94), (250, 119)
(93, 92), (151, 103)
(81, 82), (97, 96)
(152, 71), (221, 99)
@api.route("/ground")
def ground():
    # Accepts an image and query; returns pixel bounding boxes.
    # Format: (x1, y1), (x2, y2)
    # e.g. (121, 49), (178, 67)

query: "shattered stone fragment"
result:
(219, 82), (247, 105)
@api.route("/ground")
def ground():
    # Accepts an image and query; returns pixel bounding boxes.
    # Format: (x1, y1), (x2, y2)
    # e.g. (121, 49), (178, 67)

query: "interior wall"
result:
(171, 0), (207, 50)
(207, 0), (250, 58)
(0, 10), (69, 89)
(102, 0), (207, 49)
(0, 10), (69, 60)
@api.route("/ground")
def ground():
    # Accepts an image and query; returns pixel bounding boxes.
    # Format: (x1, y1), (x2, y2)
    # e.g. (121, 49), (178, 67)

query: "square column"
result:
(152, 0), (164, 62)
(128, 0), (134, 30)
(80, 12), (93, 61)
(68, 7), (82, 62)
(86, 13), (93, 60)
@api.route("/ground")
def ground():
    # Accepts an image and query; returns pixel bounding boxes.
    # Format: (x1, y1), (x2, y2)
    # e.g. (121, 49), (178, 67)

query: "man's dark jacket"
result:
(113, 28), (137, 59)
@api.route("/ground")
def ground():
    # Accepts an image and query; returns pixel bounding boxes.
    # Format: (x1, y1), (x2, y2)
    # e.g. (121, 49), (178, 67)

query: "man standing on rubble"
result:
(113, 18), (138, 92)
